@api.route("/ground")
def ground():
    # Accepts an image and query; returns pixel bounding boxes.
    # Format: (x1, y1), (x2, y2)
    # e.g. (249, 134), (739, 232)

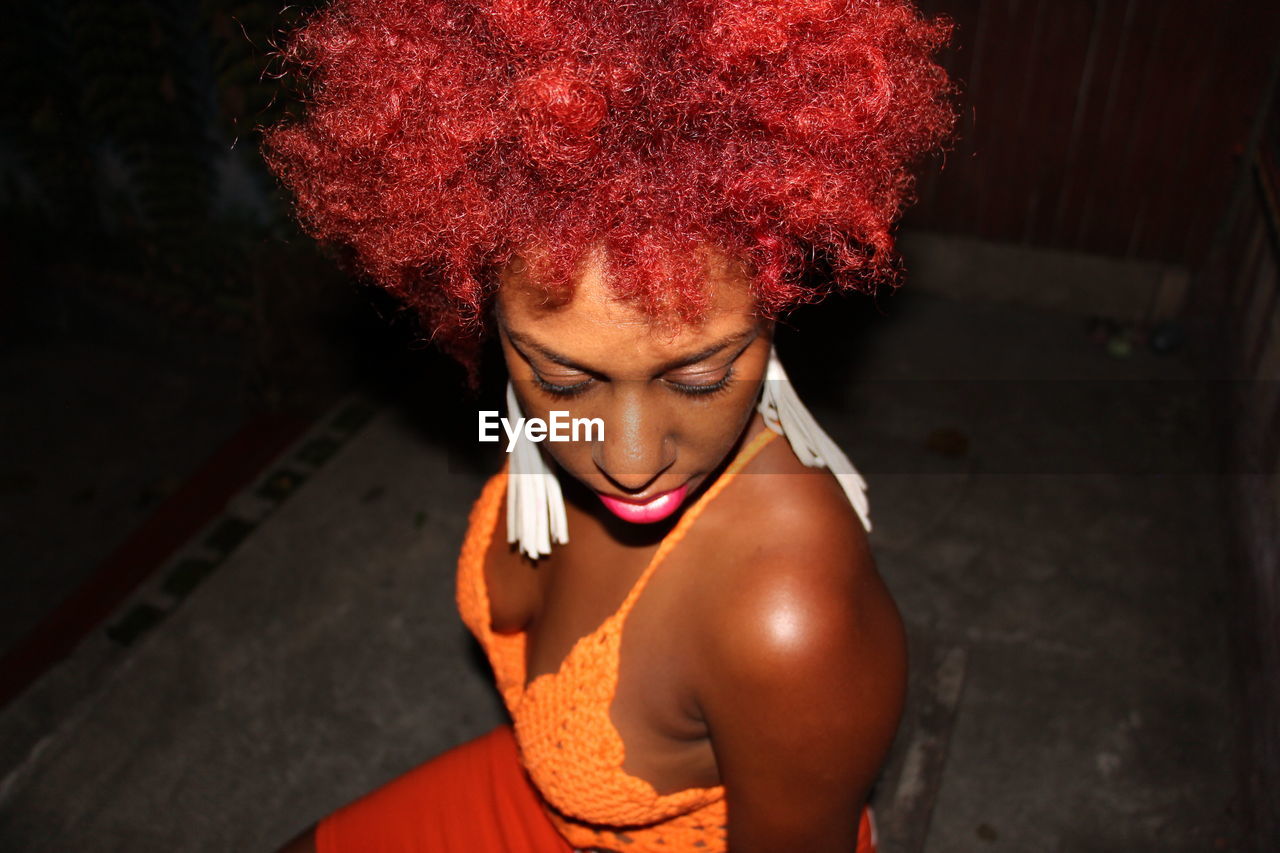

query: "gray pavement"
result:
(0, 290), (1240, 852)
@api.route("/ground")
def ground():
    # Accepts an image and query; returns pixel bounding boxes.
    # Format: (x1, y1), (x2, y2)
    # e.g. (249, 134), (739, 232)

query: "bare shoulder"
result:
(692, 440), (899, 683)
(686, 436), (906, 848)
(693, 431), (886, 641)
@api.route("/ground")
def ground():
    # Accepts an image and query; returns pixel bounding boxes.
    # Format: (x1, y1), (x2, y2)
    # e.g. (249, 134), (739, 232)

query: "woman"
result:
(266, 1), (954, 850)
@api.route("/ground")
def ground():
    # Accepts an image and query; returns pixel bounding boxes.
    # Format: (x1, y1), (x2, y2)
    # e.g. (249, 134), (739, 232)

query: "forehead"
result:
(496, 250), (759, 359)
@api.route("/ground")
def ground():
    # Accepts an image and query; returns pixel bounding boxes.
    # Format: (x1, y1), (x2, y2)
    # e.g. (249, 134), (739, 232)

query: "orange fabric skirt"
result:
(315, 725), (572, 853)
(315, 724), (879, 852)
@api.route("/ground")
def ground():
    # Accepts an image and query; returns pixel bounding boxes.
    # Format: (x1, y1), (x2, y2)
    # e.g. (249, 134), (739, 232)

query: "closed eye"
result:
(532, 373), (595, 398)
(664, 366), (736, 397)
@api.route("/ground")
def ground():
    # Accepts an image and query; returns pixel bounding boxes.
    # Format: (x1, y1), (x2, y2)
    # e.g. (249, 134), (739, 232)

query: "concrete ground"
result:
(0, 287), (1240, 852)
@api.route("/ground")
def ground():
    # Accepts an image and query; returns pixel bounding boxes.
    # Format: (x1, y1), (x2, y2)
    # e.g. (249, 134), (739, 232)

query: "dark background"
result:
(2, 1), (1279, 850)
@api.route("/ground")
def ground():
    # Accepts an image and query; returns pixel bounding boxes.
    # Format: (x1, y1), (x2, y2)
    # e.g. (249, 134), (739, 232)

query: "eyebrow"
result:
(504, 327), (759, 377)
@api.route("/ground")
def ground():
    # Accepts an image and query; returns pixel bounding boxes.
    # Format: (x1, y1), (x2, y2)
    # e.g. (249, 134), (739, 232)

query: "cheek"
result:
(670, 380), (765, 461)
(506, 381), (600, 471)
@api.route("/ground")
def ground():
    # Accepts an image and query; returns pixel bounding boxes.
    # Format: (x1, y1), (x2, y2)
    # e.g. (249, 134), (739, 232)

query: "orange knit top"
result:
(455, 427), (780, 852)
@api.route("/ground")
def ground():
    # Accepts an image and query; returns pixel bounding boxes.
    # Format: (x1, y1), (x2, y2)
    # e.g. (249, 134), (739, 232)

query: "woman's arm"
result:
(694, 499), (906, 852)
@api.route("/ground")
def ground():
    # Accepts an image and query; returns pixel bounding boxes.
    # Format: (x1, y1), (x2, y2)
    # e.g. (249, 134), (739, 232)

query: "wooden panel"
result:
(1175, 8), (1280, 266)
(1113, 2), (1192, 258)
(1047, 0), (1130, 248)
(1202, 73), (1280, 841)
(911, 0), (981, 221)
(911, 0), (984, 233)
(1014, 0), (1095, 245)
(1241, 249), (1277, 368)
(904, 0), (1280, 268)
(1230, 208), (1268, 312)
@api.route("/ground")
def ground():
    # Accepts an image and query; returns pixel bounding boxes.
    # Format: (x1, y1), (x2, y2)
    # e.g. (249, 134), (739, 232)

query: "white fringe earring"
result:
(756, 345), (873, 533)
(506, 382), (570, 560)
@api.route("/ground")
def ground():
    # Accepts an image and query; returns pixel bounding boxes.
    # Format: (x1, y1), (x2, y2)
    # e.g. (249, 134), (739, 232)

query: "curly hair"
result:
(263, 0), (955, 367)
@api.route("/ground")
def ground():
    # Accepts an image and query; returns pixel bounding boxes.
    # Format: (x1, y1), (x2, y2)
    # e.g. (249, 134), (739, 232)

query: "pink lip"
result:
(597, 483), (689, 524)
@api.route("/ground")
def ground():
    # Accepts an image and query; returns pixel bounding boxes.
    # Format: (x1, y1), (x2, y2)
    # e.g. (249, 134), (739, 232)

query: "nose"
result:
(593, 386), (674, 493)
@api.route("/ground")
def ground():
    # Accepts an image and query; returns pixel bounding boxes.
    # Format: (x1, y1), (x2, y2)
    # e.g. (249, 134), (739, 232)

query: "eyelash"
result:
(532, 367), (736, 399)
(532, 374), (594, 398)
(668, 367), (736, 397)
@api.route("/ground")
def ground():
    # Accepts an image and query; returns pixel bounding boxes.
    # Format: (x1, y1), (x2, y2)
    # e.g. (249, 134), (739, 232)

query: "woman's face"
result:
(495, 250), (774, 524)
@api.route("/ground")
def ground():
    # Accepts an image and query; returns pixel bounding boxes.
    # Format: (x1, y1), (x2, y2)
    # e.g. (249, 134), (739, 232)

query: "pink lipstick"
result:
(597, 483), (689, 524)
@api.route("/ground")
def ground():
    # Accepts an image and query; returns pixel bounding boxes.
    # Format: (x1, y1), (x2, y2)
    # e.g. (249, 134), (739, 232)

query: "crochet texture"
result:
(456, 429), (779, 851)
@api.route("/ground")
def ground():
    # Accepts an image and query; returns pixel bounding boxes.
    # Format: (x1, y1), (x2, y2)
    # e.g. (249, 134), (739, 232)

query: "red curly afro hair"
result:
(263, 0), (955, 368)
